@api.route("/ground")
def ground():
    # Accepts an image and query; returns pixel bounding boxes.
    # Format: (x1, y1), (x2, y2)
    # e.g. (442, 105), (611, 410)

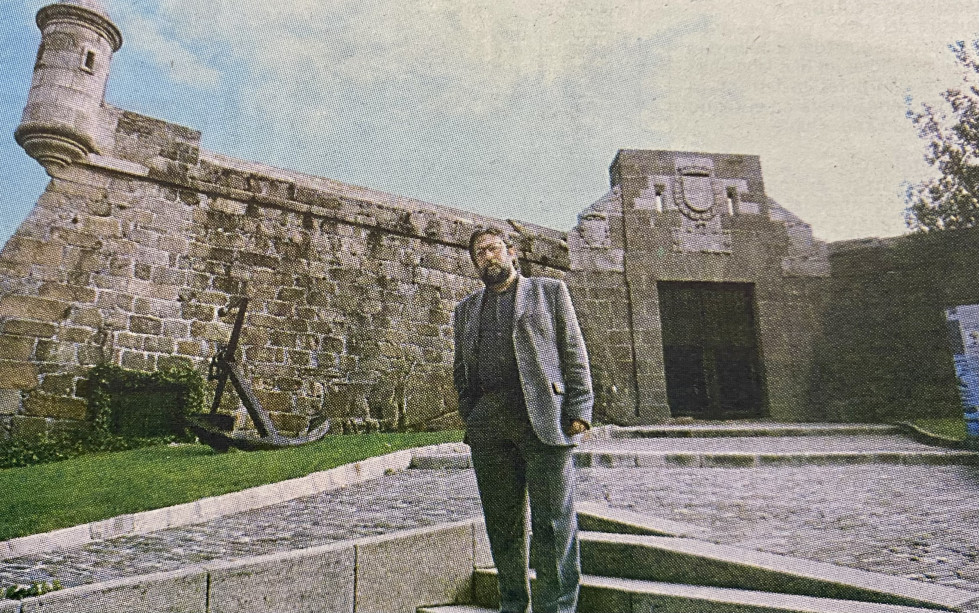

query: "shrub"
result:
(4, 580), (63, 600)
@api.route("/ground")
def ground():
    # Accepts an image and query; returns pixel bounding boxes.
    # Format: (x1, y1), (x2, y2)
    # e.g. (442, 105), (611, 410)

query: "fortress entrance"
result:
(658, 282), (766, 419)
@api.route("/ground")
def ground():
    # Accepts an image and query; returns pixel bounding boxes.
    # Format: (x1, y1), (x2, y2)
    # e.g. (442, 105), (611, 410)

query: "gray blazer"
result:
(453, 275), (594, 446)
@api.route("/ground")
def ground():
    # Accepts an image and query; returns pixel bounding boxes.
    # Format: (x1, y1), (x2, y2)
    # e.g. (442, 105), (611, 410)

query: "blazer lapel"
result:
(463, 288), (485, 361)
(513, 275), (530, 323)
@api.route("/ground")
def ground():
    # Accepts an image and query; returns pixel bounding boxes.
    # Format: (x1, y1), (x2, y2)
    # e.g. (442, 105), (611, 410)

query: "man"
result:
(453, 228), (593, 613)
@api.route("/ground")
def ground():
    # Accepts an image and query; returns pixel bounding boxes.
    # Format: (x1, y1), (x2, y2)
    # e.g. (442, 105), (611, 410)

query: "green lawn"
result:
(0, 431), (462, 542)
(910, 417), (967, 441)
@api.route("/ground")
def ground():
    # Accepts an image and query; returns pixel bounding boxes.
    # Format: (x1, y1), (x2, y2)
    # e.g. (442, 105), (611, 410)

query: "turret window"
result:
(726, 187), (737, 215)
(81, 49), (96, 74)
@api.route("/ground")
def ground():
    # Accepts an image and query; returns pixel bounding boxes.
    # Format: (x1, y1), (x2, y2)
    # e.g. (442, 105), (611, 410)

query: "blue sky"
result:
(2, 0), (979, 247)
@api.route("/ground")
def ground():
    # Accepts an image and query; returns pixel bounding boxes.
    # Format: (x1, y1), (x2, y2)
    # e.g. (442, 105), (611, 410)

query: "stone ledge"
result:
(4, 520), (486, 613)
(408, 427), (614, 470)
(472, 568), (961, 613)
(405, 447), (979, 470)
(0, 445), (443, 561)
(573, 450), (979, 468)
(16, 566), (208, 613)
(610, 423), (902, 438)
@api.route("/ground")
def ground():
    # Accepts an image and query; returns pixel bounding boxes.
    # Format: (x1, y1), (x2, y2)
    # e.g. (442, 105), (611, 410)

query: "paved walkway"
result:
(2, 428), (978, 598)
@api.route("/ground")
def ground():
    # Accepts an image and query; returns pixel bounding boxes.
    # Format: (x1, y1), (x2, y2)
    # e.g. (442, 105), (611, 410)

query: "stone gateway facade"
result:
(0, 0), (970, 441)
(568, 151), (829, 425)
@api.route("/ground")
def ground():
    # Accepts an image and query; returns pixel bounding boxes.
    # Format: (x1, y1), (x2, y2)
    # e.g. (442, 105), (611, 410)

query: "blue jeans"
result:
(467, 392), (580, 613)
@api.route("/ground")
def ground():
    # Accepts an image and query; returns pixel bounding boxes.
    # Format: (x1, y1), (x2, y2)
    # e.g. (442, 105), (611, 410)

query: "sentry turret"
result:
(14, 0), (122, 174)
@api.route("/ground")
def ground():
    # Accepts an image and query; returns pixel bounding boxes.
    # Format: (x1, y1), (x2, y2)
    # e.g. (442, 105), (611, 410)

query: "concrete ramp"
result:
(579, 531), (979, 611)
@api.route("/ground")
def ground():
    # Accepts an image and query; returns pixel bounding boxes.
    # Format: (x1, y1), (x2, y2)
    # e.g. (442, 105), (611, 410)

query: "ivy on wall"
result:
(0, 364), (210, 469)
(86, 363), (210, 439)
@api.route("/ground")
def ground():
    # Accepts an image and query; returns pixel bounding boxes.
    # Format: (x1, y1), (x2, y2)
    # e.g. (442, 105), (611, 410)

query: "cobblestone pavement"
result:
(577, 464), (979, 593)
(3, 436), (978, 599)
(0, 470), (484, 589)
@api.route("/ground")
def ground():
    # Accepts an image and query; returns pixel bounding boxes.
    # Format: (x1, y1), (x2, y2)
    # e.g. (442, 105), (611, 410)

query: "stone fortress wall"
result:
(0, 0), (568, 438)
(0, 0), (970, 441)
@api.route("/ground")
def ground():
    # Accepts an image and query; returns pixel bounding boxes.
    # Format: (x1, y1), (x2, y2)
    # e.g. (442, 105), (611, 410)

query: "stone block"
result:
(189, 321), (230, 343)
(206, 543), (355, 613)
(156, 356), (193, 371)
(0, 236), (64, 266)
(120, 350), (156, 371)
(1, 319), (57, 338)
(130, 315), (163, 335)
(50, 228), (103, 251)
(37, 282), (97, 303)
(176, 340), (204, 357)
(0, 361), (39, 390)
(0, 389), (20, 415)
(473, 520), (493, 568)
(252, 390), (292, 413)
(88, 514), (136, 541)
(151, 267), (188, 286)
(0, 295), (70, 321)
(269, 411), (306, 433)
(23, 393), (87, 420)
(20, 567), (207, 613)
(39, 373), (75, 396)
(470, 569), (500, 609)
(77, 345), (107, 366)
(71, 308), (102, 329)
(10, 416), (48, 439)
(33, 340), (77, 363)
(354, 521), (474, 613)
(59, 327), (94, 343)
(0, 336), (36, 361)
(144, 336), (176, 353)
(81, 214), (122, 237)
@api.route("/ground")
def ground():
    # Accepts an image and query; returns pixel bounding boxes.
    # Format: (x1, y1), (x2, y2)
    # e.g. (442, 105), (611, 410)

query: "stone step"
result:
(609, 423), (902, 438)
(577, 531), (979, 611)
(410, 448), (979, 469)
(418, 606), (494, 613)
(575, 501), (710, 538)
(576, 449), (979, 467)
(468, 569), (956, 613)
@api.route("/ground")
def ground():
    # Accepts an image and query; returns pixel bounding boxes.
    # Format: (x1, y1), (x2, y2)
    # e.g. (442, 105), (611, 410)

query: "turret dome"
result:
(60, 0), (111, 19)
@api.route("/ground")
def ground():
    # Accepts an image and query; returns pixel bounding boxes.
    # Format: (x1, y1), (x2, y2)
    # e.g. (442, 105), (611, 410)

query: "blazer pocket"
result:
(552, 381), (565, 395)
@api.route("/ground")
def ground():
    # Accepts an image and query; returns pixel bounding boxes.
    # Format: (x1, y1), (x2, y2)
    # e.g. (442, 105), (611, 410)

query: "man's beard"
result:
(480, 261), (512, 285)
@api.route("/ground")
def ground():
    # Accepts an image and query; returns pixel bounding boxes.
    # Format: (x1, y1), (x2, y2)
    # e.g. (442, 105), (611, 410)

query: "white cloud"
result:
(103, 0), (979, 240)
(114, 9), (221, 88)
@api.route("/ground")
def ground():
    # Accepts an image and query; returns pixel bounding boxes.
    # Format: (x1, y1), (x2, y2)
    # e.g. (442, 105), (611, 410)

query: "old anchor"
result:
(187, 297), (330, 452)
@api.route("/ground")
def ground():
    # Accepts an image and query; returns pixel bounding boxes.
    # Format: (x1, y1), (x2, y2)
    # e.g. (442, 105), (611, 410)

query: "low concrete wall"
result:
(4, 519), (489, 613)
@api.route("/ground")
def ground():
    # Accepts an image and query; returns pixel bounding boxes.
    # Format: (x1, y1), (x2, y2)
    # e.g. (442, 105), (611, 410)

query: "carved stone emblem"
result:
(578, 212), (611, 248)
(673, 165), (717, 221)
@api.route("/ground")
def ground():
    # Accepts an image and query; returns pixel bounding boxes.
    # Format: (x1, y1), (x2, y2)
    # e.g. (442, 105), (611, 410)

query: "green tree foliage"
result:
(906, 41), (979, 231)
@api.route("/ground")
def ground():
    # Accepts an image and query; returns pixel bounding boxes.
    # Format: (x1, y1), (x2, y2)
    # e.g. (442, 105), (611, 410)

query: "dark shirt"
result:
(476, 282), (521, 396)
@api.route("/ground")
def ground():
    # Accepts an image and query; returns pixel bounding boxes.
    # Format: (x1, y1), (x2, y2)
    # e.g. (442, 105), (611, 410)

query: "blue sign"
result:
(946, 305), (979, 438)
